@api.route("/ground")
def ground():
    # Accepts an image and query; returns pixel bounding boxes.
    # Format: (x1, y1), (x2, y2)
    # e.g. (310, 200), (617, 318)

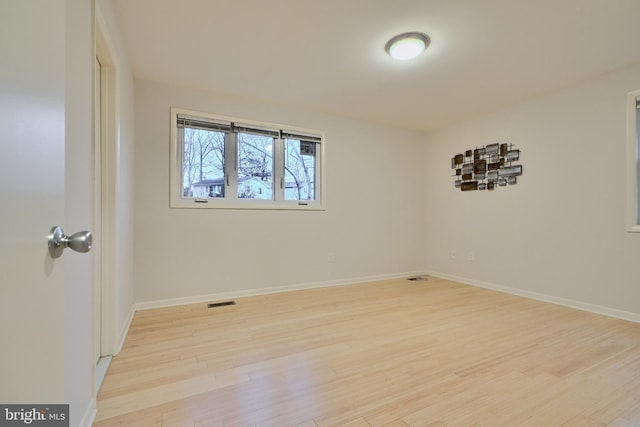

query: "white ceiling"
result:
(112, 0), (640, 132)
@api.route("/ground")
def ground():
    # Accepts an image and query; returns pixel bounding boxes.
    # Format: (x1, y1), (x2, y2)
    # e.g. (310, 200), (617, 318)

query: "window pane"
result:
(183, 127), (225, 198)
(285, 139), (316, 201)
(237, 132), (274, 200)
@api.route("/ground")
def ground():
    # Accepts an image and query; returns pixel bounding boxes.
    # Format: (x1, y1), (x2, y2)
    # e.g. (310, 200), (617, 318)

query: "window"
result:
(171, 108), (324, 210)
(627, 90), (640, 232)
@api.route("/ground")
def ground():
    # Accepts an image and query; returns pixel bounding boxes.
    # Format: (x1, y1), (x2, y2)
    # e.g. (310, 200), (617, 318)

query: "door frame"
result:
(94, 19), (118, 359)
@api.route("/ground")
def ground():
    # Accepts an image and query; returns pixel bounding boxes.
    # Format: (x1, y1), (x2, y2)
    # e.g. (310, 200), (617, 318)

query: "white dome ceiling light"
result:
(385, 32), (430, 61)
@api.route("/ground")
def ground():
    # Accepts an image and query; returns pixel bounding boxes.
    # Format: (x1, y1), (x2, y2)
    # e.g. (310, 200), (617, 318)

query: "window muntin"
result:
(171, 108), (324, 210)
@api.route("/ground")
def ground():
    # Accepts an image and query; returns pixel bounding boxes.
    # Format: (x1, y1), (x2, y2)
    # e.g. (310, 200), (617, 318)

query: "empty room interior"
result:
(7, 0), (640, 426)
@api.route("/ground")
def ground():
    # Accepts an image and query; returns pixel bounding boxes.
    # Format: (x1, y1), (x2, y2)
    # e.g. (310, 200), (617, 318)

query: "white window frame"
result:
(626, 89), (640, 232)
(170, 107), (325, 210)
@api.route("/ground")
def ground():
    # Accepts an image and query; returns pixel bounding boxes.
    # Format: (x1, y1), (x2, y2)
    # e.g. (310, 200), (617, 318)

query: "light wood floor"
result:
(94, 277), (640, 426)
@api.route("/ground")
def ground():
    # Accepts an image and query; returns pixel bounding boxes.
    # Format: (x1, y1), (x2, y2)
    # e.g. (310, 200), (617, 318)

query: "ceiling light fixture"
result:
(385, 32), (430, 61)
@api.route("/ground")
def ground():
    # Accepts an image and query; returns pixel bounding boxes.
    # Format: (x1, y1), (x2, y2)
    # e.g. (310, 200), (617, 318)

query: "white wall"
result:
(134, 80), (426, 303)
(96, 0), (135, 348)
(424, 62), (640, 317)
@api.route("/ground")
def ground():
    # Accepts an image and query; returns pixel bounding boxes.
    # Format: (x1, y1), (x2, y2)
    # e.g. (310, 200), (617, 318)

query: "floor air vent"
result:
(407, 275), (428, 281)
(207, 301), (236, 308)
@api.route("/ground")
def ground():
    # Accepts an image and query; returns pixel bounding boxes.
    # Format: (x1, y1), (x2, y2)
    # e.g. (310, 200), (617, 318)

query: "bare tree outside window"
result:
(285, 139), (316, 200)
(237, 133), (274, 200)
(182, 127), (224, 197)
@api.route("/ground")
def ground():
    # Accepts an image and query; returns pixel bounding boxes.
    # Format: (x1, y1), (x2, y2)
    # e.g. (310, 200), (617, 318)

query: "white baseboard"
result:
(134, 271), (426, 311)
(426, 270), (640, 323)
(96, 356), (112, 394)
(116, 306), (136, 354)
(78, 398), (96, 427)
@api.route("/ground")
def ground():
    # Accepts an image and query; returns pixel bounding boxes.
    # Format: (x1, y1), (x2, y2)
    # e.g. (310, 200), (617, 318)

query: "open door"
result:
(0, 2), (96, 425)
(0, 1), (68, 402)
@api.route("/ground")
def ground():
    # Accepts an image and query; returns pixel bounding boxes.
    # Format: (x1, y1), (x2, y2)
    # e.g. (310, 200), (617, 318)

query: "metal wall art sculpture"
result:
(451, 143), (522, 191)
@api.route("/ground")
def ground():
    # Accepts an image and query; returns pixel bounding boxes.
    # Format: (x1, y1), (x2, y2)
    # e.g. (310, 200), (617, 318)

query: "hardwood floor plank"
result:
(376, 420), (410, 427)
(95, 278), (640, 426)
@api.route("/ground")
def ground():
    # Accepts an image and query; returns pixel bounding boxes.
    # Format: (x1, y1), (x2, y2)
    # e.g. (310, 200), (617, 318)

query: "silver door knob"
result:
(48, 226), (92, 259)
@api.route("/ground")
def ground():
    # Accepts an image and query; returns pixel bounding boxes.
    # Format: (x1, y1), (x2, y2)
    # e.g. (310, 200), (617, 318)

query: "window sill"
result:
(170, 199), (325, 211)
(627, 225), (640, 233)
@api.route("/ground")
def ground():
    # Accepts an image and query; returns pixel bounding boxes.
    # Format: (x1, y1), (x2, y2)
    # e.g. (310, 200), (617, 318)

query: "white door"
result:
(0, 1), (81, 403)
